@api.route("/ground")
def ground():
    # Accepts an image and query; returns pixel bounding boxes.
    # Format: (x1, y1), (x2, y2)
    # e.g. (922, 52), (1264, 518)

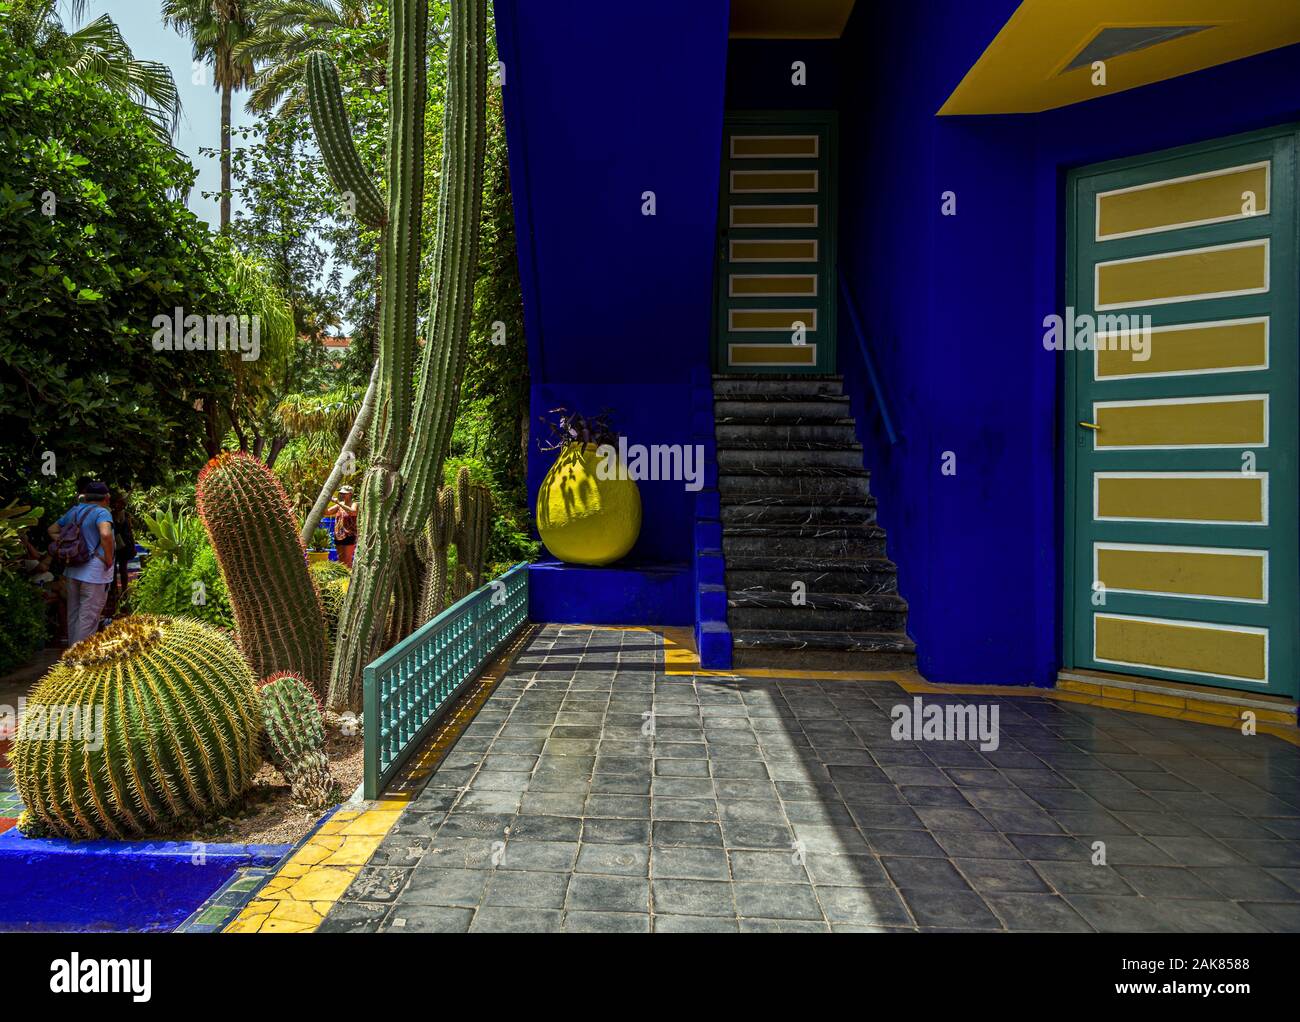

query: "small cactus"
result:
(416, 469), (492, 622)
(12, 616), (262, 839)
(309, 560), (351, 646)
(257, 672), (335, 809)
(197, 451), (329, 694)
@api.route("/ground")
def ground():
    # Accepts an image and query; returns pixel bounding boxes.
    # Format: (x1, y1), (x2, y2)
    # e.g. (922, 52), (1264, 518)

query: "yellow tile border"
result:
(224, 626), (537, 933)
(648, 626), (1300, 748)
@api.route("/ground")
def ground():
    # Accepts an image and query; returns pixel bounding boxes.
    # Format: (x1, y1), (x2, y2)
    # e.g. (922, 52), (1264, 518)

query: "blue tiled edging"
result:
(0, 827), (289, 932)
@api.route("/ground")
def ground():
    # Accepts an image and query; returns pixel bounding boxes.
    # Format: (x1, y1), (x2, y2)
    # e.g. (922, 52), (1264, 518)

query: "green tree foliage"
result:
(7, 0), (182, 141)
(0, 18), (254, 490)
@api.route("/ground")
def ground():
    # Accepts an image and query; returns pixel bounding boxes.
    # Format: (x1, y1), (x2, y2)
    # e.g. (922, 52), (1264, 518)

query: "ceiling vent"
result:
(1063, 25), (1213, 73)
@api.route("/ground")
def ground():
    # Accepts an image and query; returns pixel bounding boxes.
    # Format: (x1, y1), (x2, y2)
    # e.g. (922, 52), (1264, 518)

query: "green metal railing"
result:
(362, 562), (529, 798)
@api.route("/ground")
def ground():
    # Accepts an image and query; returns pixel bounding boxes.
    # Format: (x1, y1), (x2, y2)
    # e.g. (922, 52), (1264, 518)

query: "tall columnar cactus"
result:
(12, 616), (262, 839)
(416, 469), (493, 619)
(197, 450), (329, 695)
(304, 0), (488, 710)
(417, 485), (455, 622)
(452, 467), (492, 600)
(257, 672), (334, 809)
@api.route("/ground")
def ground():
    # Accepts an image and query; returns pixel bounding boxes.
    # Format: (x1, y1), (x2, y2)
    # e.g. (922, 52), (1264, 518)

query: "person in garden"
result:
(55, 482), (115, 645)
(109, 491), (136, 609)
(328, 485), (358, 567)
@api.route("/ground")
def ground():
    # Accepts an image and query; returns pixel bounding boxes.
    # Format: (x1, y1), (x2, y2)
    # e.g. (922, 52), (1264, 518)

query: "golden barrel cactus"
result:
(12, 616), (262, 839)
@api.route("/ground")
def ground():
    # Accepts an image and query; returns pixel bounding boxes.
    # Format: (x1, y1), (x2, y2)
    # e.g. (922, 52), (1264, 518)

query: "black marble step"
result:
(717, 371), (837, 392)
(722, 493), (876, 508)
(717, 447), (864, 470)
(723, 523), (885, 540)
(728, 591), (908, 632)
(715, 397), (851, 422)
(712, 379), (842, 400)
(726, 556), (899, 594)
(716, 422), (860, 446)
(718, 472), (870, 497)
(718, 438), (862, 452)
(721, 501), (877, 527)
(731, 628), (917, 671)
(724, 532), (886, 559)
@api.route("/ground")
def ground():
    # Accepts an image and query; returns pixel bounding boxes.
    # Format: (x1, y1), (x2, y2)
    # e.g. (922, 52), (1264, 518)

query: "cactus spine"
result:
(304, 0), (488, 709)
(12, 616), (262, 839)
(257, 672), (334, 809)
(197, 450), (329, 695)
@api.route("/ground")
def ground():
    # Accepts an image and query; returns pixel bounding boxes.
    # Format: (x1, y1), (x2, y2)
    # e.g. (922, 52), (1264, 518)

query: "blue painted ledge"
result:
(0, 827), (290, 933)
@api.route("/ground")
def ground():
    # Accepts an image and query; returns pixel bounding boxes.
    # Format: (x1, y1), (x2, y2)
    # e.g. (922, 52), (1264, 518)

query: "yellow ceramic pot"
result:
(536, 442), (641, 566)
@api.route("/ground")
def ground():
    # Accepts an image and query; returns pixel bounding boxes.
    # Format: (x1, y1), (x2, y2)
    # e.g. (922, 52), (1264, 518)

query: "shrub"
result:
(0, 570), (46, 674)
(128, 541), (234, 629)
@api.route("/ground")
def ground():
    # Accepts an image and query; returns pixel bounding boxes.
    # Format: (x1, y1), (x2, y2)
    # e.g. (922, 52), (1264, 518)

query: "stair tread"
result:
(717, 441), (863, 452)
(720, 466), (869, 478)
(722, 494), (876, 507)
(729, 590), (908, 611)
(731, 628), (916, 652)
(724, 554), (898, 572)
(723, 523), (886, 538)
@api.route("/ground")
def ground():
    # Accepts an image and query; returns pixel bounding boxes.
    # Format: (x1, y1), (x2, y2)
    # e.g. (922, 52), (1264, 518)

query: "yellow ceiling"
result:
(940, 0), (1300, 115)
(729, 0), (857, 39)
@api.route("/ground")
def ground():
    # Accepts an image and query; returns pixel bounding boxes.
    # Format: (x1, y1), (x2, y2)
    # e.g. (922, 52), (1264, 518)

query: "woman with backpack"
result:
(54, 481), (115, 645)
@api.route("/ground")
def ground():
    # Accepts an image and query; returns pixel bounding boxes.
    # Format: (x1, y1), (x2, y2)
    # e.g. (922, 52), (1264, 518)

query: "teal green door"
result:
(714, 112), (836, 374)
(1066, 128), (1299, 698)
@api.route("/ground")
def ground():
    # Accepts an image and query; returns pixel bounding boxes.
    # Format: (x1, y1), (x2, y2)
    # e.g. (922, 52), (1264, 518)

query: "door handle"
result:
(1078, 421), (1100, 431)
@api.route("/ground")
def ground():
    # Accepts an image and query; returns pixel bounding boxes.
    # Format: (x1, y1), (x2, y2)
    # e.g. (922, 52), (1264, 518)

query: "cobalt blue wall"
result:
(837, 0), (1300, 686)
(495, 0), (730, 623)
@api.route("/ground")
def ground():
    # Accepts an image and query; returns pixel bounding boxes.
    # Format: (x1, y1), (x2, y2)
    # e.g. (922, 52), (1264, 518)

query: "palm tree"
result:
(236, 0), (377, 116)
(9, 0), (182, 141)
(162, 0), (259, 229)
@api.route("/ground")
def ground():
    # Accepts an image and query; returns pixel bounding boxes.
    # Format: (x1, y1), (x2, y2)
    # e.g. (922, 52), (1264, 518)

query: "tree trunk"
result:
(220, 81), (232, 229)
(299, 360), (379, 547)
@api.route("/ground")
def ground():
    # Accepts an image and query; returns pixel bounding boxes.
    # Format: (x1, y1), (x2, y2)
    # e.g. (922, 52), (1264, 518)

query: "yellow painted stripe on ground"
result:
(224, 627), (535, 933)
(651, 627), (1298, 746)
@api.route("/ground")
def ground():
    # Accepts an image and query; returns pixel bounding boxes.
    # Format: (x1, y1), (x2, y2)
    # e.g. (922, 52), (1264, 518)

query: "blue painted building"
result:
(495, 0), (1300, 704)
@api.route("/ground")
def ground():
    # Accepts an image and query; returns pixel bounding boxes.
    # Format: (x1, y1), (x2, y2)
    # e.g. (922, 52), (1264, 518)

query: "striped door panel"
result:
(714, 114), (835, 373)
(1068, 130), (1299, 697)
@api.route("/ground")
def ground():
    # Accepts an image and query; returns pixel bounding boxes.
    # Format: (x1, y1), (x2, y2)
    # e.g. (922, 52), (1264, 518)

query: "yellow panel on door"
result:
(730, 205), (818, 228)
(729, 343), (817, 366)
(1096, 319), (1269, 378)
(731, 239), (818, 262)
(729, 309), (817, 331)
(1096, 545), (1266, 601)
(1098, 164), (1269, 239)
(1096, 474), (1266, 524)
(1095, 614), (1267, 682)
(1096, 241), (1268, 308)
(729, 275), (817, 297)
(1094, 396), (1267, 448)
(730, 170), (818, 193)
(730, 135), (819, 158)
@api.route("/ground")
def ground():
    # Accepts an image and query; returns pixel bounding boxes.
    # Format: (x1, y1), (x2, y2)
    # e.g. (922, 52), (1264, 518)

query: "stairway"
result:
(713, 374), (916, 671)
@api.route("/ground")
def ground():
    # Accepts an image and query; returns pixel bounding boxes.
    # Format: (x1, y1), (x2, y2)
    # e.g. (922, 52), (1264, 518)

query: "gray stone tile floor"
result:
(322, 625), (1300, 933)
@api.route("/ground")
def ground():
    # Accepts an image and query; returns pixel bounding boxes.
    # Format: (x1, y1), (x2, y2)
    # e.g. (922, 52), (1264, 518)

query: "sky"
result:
(79, 1), (355, 327)
(84, 0), (257, 228)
